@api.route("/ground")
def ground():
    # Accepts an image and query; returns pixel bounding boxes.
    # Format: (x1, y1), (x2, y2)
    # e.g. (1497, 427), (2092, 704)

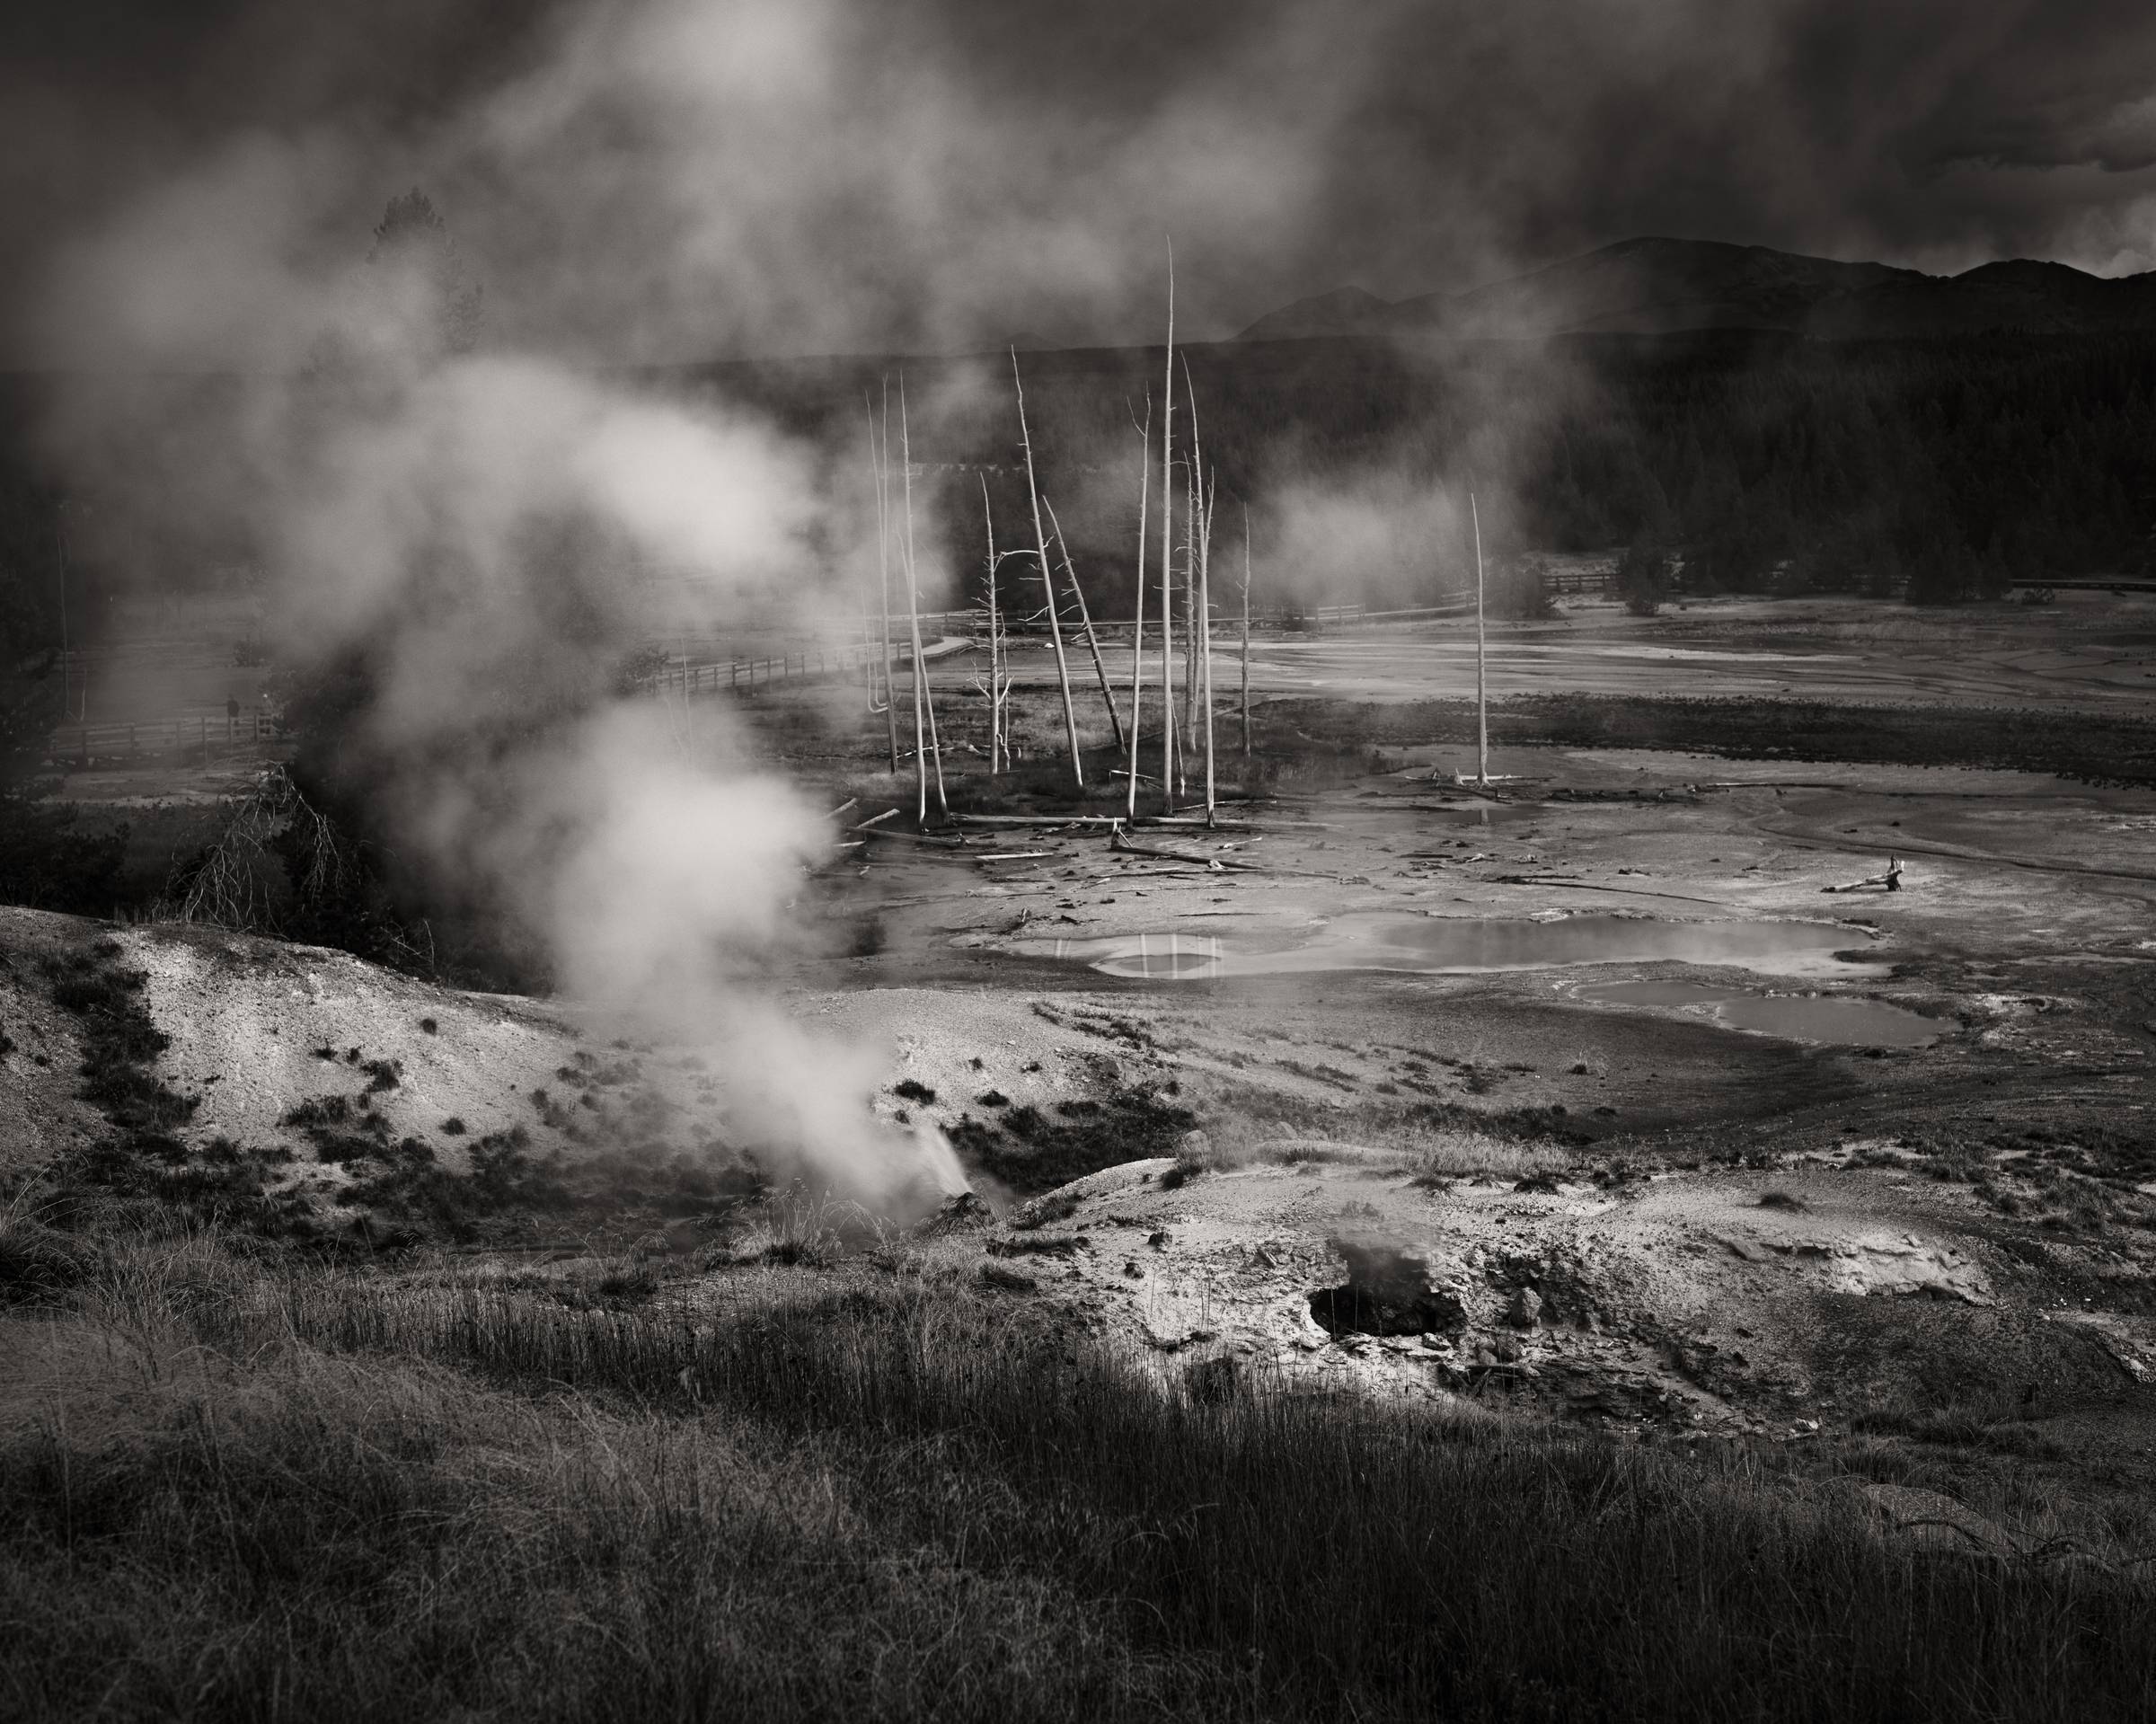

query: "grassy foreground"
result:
(2, 1232), (2151, 1723)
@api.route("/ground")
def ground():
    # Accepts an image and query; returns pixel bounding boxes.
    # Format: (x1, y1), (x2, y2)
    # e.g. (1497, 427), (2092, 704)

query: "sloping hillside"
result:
(3, 912), (735, 1248)
(1241, 236), (2156, 341)
(0, 909), (103, 1178)
(0, 913), (1188, 1249)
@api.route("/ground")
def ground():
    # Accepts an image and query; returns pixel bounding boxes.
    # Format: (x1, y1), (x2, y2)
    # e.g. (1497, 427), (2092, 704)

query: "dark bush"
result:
(955, 1089), (1195, 1196)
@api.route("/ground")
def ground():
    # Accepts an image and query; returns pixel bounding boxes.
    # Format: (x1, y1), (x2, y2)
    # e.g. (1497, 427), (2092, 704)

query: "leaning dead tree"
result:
(1045, 497), (1126, 755)
(1241, 500), (1253, 757)
(899, 377), (948, 822)
(883, 385), (927, 805)
(1198, 464), (1216, 824)
(855, 445), (890, 725)
(1189, 450), (1207, 775)
(1158, 246), (1179, 813)
(1174, 352), (1224, 816)
(979, 475), (1006, 773)
(1180, 352), (1213, 789)
(1013, 349), (1084, 789)
(870, 388), (899, 774)
(1125, 390), (1151, 822)
(981, 556), (1033, 768)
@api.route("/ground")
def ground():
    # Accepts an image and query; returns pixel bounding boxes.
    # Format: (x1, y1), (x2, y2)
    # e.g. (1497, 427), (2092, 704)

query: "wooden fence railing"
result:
(39, 713), (280, 768)
(32, 641), (966, 764)
(638, 638), (949, 700)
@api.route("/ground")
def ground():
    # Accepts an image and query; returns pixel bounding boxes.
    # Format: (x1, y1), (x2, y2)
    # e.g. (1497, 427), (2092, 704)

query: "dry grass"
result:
(2, 1229), (2151, 1722)
(0, 1184), (94, 1304)
(1406, 1133), (1574, 1186)
(4, 1251), (1165, 1722)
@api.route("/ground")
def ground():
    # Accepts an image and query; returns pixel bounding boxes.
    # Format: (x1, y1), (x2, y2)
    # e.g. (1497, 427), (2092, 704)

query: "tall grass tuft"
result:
(4, 1243), (2151, 1721)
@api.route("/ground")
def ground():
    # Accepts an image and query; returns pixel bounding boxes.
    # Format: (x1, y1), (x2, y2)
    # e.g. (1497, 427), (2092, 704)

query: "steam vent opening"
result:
(1308, 1239), (1467, 1337)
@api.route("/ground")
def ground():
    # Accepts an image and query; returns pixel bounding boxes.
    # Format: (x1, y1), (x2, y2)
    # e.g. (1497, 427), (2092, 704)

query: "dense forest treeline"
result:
(1515, 330), (2156, 601)
(4, 329), (2156, 668)
(682, 329), (2156, 608)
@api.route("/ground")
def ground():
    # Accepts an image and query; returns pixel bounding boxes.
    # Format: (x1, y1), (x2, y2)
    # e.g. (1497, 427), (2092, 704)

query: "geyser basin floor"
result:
(1574, 978), (1939, 1047)
(1029, 915), (1869, 982)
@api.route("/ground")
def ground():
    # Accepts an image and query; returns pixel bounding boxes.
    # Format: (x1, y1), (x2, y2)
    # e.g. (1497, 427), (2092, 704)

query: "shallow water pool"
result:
(1575, 978), (1937, 1047)
(1036, 914), (1867, 982)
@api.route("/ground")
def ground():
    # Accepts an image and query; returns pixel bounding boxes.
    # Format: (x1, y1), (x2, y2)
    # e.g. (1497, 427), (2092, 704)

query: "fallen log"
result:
(864, 827), (968, 848)
(1486, 878), (1735, 907)
(948, 811), (1264, 832)
(1109, 831), (1263, 871)
(1823, 858), (1905, 895)
(953, 812), (1121, 826)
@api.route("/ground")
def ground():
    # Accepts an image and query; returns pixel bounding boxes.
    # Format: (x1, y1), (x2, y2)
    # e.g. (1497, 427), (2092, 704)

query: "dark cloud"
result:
(1301, 0), (2156, 292)
(0, 0), (562, 349)
(9, 0), (2156, 363)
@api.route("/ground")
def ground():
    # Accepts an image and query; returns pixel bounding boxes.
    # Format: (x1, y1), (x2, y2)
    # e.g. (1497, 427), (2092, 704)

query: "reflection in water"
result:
(1422, 800), (1544, 827)
(1576, 978), (1936, 1047)
(1035, 916), (1925, 1046)
(1043, 915), (1863, 982)
(1577, 979), (1745, 1008)
(1053, 933), (1224, 978)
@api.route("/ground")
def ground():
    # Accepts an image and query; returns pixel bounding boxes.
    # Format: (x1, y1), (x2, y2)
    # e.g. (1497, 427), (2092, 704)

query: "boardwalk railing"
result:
(33, 640), (970, 764)
(635, 633), (978, 701)
(646, 647), (852, 698)
(38, 713), (280, 768)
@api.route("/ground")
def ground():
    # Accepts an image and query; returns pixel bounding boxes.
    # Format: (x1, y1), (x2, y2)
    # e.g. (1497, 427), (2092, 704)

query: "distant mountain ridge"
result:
(1240, 237), (2156, 342)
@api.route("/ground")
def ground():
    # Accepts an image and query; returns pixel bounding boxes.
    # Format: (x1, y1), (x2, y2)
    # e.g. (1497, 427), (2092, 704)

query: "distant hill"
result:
(1240, 237), (2156, 342)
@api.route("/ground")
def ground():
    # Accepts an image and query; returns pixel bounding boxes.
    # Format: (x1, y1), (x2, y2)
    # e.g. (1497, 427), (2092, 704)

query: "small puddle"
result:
(1575, 979), (1937, 1047)
(1031, 915), (1866, 981)
(1412, 800), (1546, 827)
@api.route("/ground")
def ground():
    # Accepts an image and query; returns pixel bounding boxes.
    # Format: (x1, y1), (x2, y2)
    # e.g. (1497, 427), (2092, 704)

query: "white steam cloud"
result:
(1257, 467), (1474, 612)
(28, 0), (1488, 1209)
(30, 1), (1157, 1211)
(33, 0), (1390, 368)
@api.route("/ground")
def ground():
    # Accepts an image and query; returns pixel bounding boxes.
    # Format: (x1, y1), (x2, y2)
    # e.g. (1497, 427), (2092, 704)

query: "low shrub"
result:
(955, 1089), (1195, 1196)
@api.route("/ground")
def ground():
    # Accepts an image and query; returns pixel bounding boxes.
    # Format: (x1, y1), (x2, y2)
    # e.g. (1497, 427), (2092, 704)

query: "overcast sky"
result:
(9, 0), (2156, 363)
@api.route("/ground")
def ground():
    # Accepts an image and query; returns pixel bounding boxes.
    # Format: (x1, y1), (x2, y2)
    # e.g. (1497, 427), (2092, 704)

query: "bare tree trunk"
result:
(980, 474), (1002, 774)
(1189, 456), (1207, 780)
(1045, 498), (1125, 754)
(855, 406), (887, 722)
(1200, 468), (1216, 825)
(870, 389), (898, 773)
(1471, 488), (1488, 786)
(1160, 247), (1177, 815)
(1013, 349), (1084, 789)
(861, 575), (890, 716)
(1180, 355), (1205, 789)
(1126, 392), (1150, 823)
(900, 379), (947, 822)
(1241, 500), (1252, 757)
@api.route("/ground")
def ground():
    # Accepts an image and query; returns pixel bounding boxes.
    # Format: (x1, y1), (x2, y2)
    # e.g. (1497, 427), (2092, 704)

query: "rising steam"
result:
(27, 9), (1027, 1212)
(25, 0), (1539, 1211)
